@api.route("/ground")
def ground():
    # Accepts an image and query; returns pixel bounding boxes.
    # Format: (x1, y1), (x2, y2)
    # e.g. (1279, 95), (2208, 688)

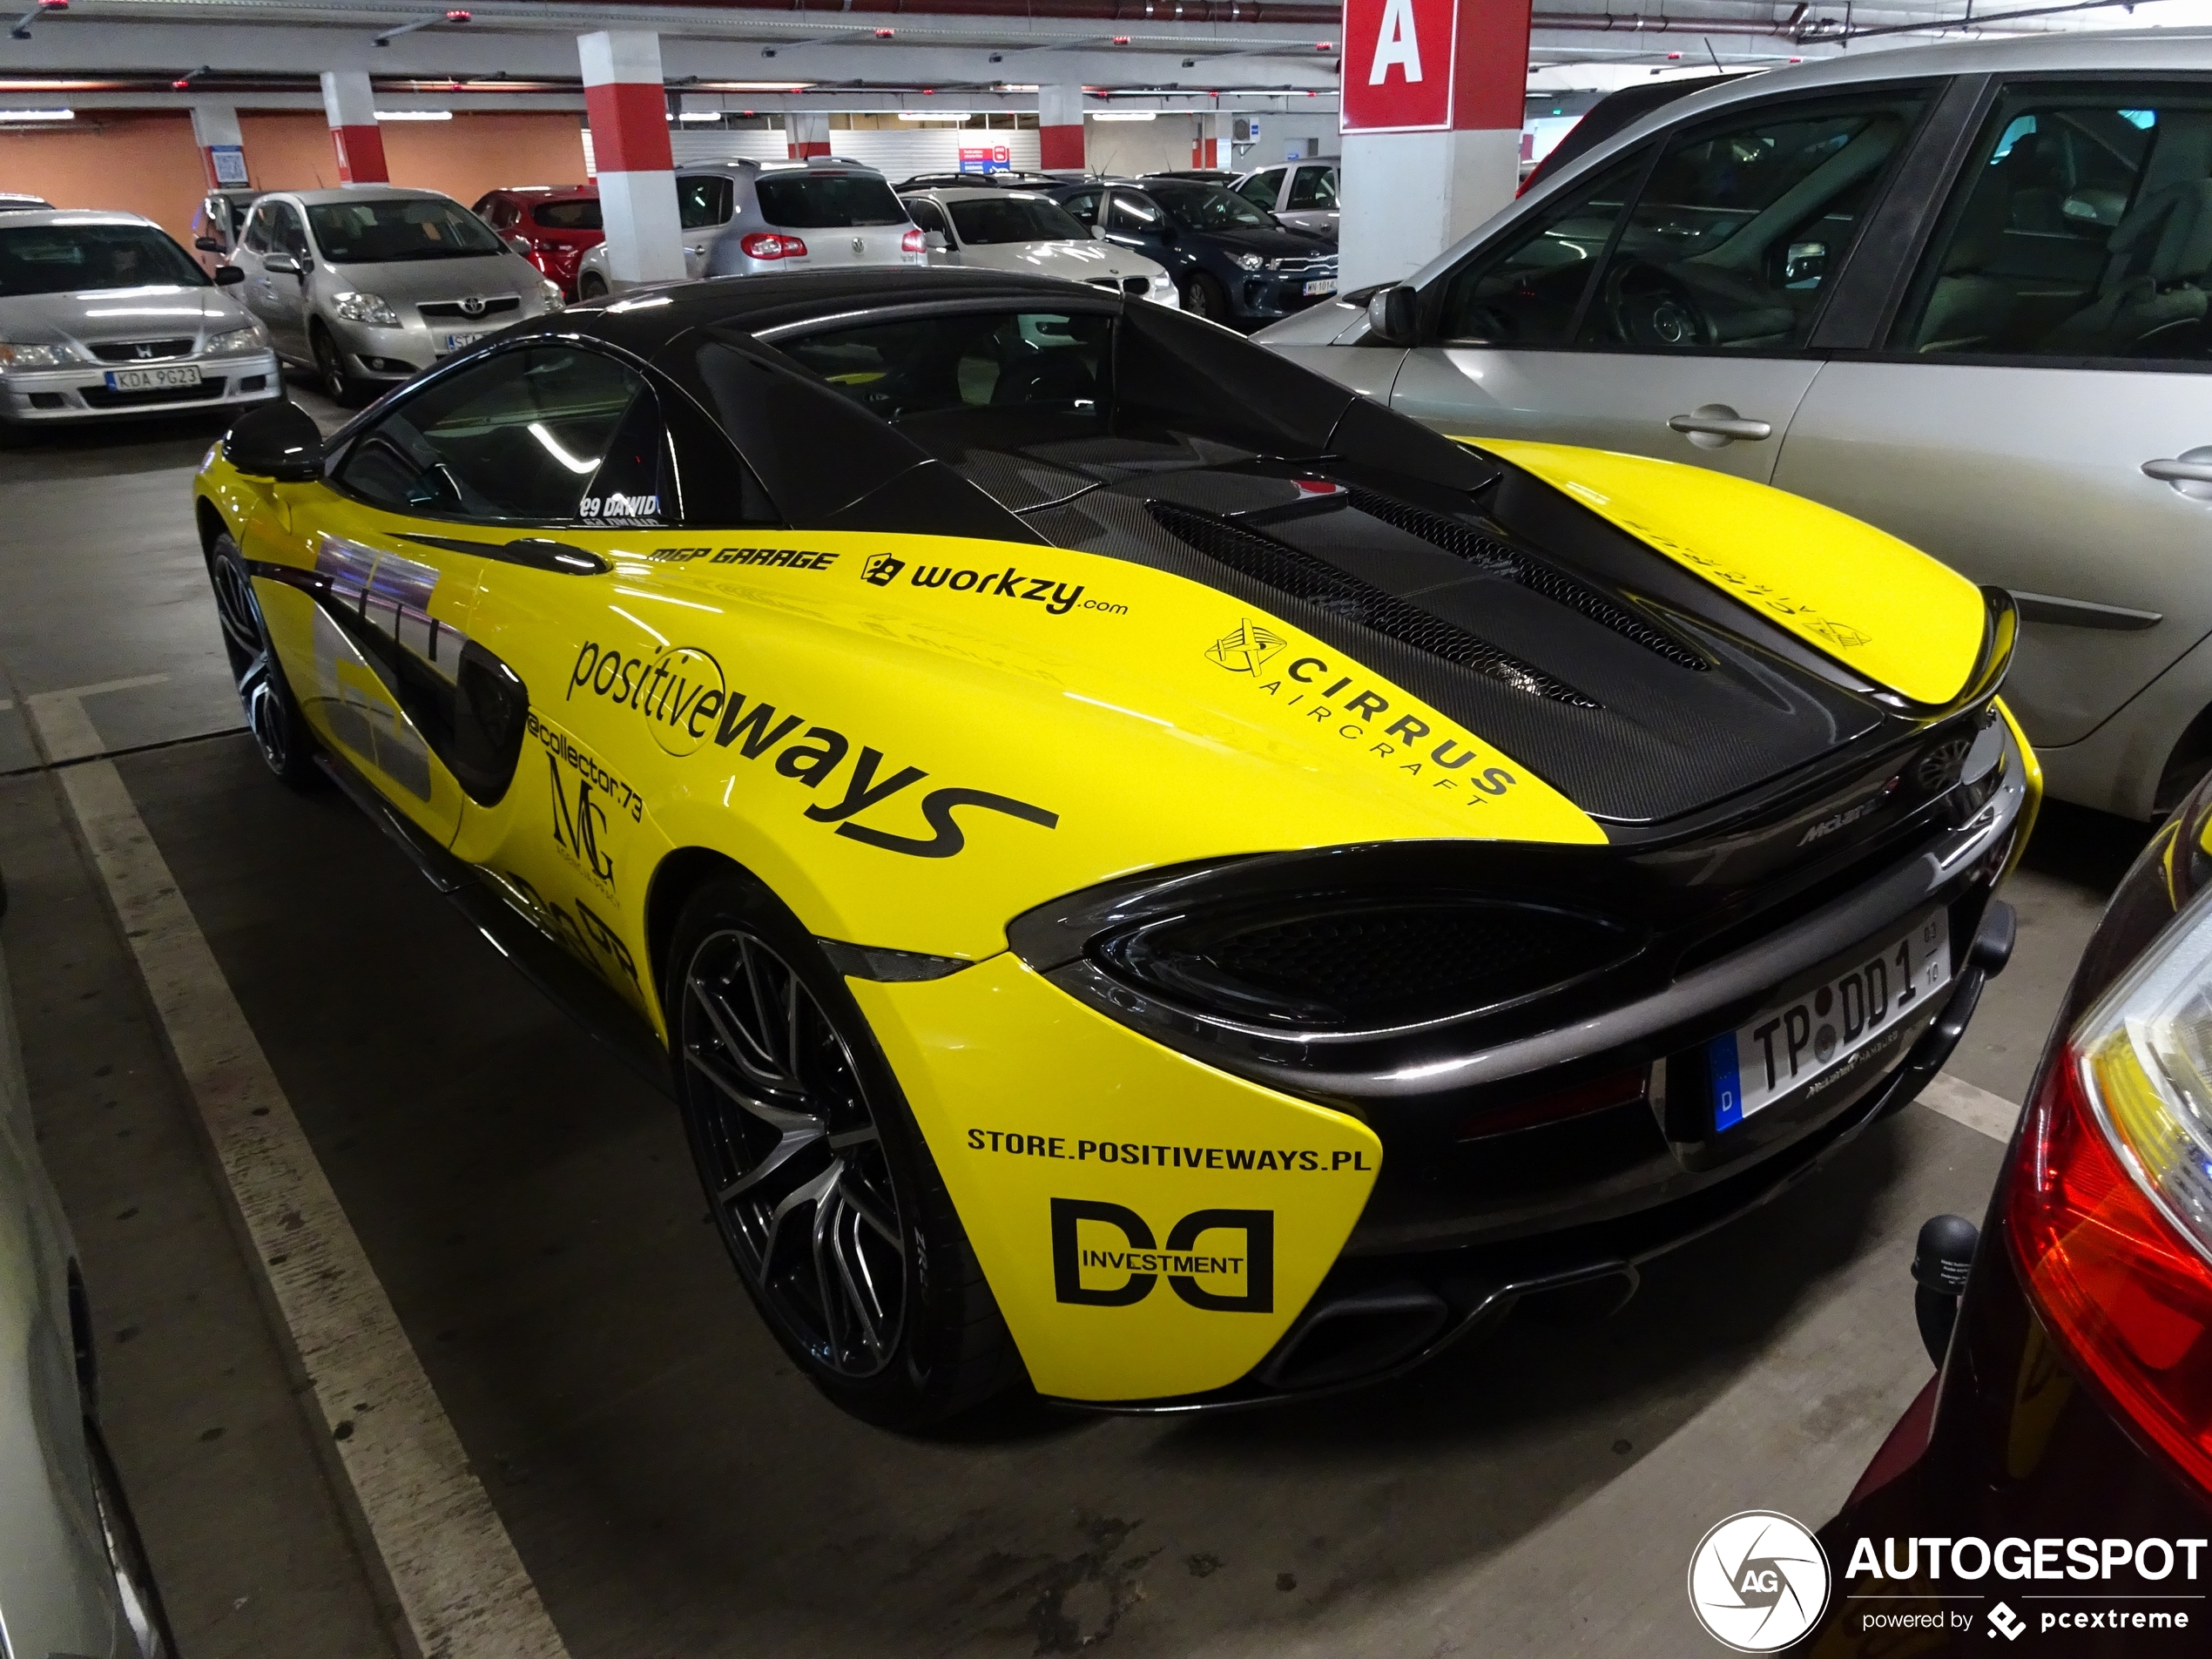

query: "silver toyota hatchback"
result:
(226, 186), (561, 404)
(1263, 28), (2212, 822)
(574, 158), (925, 295)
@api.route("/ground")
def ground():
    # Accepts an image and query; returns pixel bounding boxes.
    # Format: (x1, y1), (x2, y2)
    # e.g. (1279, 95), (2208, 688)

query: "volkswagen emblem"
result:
(851, 236), (865, 254)
(459, 295), (487, 318)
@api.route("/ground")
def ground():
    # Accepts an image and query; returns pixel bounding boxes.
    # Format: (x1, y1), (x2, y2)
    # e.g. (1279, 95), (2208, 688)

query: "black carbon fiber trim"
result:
(1143, 498), (1599, 709)
(1336, 487), (1710, 671)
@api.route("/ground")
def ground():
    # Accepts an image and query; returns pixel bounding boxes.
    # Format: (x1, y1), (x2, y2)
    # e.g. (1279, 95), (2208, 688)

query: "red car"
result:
(471, 185), (602, 298)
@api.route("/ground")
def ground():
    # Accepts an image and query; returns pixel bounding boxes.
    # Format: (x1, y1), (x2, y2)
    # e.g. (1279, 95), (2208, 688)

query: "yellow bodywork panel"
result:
(853, 954), (1381, 1402)
(1480, 439), (1989, 708)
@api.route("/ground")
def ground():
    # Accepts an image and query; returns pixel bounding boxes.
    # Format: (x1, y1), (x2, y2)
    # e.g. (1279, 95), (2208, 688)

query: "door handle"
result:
(1668, 404), (1774, 448)
(2143, 448), (2212, 500)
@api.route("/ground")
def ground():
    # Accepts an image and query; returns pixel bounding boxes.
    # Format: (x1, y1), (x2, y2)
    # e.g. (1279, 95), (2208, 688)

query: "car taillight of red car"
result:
(2008, 882), (2212, 1497)
(739, 232), (808, 260)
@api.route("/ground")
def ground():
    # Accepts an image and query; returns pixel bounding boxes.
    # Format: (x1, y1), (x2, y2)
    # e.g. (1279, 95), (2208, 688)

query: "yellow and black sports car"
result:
(195, 269), (2033, 1425)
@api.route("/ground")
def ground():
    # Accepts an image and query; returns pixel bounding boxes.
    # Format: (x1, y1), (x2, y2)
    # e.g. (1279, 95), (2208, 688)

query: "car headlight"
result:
(1234, 253), (1265, 273)
(0, 341), (77, 369)
(202, 324), (268, 357)
(330, 292), (401, 327)
(540, 278), (566, 313)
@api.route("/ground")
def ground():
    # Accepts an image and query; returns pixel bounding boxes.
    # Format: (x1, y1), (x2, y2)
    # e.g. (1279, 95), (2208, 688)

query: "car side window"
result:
(1574, 89), (1932, 353)
(1436, 151), (1649, 345)
(1107, 192), (1163, 234)
(271, 203), (310, 260)
(777, 311), (1111, 422)
(239, 205), (270, 253)
(678, 175), (734, 230)
(1058, 190), (1102, 227)
(335, 346), (670, 524)
(1892, 86), (2212, 361)
(1287, 166), (1338, 211)
(906, 198), (948, 236)
(1235, 172), (1282, 212)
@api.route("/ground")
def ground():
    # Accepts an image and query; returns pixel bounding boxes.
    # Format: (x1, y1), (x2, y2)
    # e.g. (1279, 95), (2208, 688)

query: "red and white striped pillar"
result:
(1039, 84), (1086, 174)
(1197, 110), (1231, 170)
(786, 111), (831, 160)
(189, 103), (249, 189)
(1339, 0), (1531, 287)
(319, 71), (387, 185)
(577, 30), (685, 287)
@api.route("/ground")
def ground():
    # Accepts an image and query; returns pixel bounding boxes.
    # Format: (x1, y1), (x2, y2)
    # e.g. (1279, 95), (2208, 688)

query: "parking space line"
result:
(52, 755), (571, 1659)
(22, 675), (170, 765)
(1920, 1071), (2022, 1143)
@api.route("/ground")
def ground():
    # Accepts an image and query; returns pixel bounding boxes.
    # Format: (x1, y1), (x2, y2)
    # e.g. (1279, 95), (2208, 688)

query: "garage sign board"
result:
(1342, 0), (1456, 132)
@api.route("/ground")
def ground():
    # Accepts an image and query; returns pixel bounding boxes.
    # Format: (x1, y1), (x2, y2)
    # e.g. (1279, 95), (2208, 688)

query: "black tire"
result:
(577, 272), (609, 300)
(208, 531), (319, 786)
(309, 322), (363, 407)
(1181, 271), (1231, 323)
(85, 1417), (179, 1657)
(665, 870), (1022, 1427)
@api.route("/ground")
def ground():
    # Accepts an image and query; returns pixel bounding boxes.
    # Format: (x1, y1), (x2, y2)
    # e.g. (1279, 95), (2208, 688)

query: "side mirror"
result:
(214, 264), (245, 287)
(1089, 224), (1106, 240)
(505, 233), (532, 258)
(224, 400), (324, 482)
(923, 229), (948, 252)
(1366, 284), (1420, 346)
(194, 235), (224, 253)
(262, 252), (299, 275)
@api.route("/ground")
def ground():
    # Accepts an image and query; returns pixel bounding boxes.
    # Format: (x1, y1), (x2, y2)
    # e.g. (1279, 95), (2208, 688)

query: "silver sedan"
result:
(0, 212), (279, 432)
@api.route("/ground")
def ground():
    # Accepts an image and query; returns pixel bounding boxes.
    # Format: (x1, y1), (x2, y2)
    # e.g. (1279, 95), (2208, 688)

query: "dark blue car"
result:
(1045, 177), (1337, 330)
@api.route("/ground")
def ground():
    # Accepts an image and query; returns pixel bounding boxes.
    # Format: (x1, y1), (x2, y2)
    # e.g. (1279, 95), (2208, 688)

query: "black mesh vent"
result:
(1339, 487), (1710, 671)
(1145, 499), (1598, 708)
(1098, 898), (1637, 1029)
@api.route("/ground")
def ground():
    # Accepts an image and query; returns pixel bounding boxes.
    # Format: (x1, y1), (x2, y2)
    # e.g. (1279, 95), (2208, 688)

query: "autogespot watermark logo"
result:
(1688, 1511), (1831, 1652)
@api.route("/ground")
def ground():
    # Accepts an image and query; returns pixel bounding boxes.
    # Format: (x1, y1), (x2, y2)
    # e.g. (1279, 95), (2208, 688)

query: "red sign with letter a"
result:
(1342, 0), (1455, 132)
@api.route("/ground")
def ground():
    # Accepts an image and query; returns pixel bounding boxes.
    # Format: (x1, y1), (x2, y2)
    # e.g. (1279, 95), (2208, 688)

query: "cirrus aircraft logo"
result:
(1688, 1511), (1831, 1652)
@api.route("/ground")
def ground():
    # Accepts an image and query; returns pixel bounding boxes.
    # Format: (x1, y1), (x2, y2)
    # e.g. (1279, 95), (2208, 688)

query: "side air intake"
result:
(1339, 487), (1710, 671)
(1144, 499), (1599, 709)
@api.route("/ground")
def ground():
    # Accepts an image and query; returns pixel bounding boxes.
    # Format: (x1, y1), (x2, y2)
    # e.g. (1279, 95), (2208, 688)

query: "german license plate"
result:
(439, 331), (490, 354)
(1709, 911), (1952, 1131)
(104, 365), (200, 391)
(1303, 278), (1336, 296)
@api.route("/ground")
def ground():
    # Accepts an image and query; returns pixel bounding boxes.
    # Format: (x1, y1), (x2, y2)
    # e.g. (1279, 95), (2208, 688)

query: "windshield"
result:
(947, 196), (1089, 246)
(306, 197), (505, 263)
(0, 223), (208, 295)
(753, 172), (907, 229)
(1147, 182), (1275, 232)
(532, 199), (603, 231)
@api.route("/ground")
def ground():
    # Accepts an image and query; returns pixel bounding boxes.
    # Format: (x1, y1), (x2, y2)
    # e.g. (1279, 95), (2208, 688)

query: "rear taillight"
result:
(901, 227), (926, 253)
(739, 232), (807, 260)
(2009, 887), (2212, 1495)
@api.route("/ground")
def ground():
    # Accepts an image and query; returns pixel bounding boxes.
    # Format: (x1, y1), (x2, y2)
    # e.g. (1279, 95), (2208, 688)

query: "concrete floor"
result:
(0, 381), (2156, 1658)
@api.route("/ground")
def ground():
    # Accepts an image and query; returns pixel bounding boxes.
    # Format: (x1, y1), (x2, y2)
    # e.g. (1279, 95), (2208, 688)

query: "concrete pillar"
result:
(786, 111), (830, 160)
(320, 71), (387, 186)
(577, 30), (685, 287)
(1339, 0), (1530, 289)
(189, 103), (248, 189)
(1039, 84), (1085, 175)
(1197, 111), (1232, 171)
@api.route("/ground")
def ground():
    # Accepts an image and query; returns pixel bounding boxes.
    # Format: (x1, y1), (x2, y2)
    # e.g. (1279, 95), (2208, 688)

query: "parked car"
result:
(225, 185), (561, 404)
(900, 186), (1177, 305)
(572, 158), (923, 297)
(896, 170), (1062, 192)
(201, 266), (2030, 1421)
(1145, 168), (1244, 185)
(188, 186), (263, 276)
(0, 869), (177, 1656)
(1044, 177), (1336, 327)
(0, 192), (51, 213)
(471, 185), (602, 300)
(1262, 29), (2212, 822)
(1231, 159), (1340, 234)
(1805, 763), (2212, 1652)
(0, 210), (279, 432)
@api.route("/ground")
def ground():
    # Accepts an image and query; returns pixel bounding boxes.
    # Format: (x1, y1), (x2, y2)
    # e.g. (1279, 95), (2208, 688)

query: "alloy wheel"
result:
(210, 553), (296, 776)
(680, 927), (906, 1378)
(313, 330), (347, 402)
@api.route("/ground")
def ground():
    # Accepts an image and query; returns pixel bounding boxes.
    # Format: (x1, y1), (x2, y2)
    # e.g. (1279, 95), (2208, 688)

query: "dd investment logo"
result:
(1688, 1511), (1831, 1652)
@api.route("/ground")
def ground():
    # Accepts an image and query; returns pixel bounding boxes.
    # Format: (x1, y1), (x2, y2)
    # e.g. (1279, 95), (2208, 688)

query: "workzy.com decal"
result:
(860, 552), (1125, 617)
(1204, 621), (1521, 806)
(565, 639), (1058, 859)
(1051, 1198), (1273, 1313)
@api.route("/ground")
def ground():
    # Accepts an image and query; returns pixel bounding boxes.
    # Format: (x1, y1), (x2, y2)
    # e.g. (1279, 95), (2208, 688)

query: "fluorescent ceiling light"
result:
(1090, 110), (1157, 121)
(374, 108), (452, 119)
(678, 111), (719, 121)
(0, 107), (71, 119)
(899, 111), (970, 120)
(528, 421), (598, 475)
